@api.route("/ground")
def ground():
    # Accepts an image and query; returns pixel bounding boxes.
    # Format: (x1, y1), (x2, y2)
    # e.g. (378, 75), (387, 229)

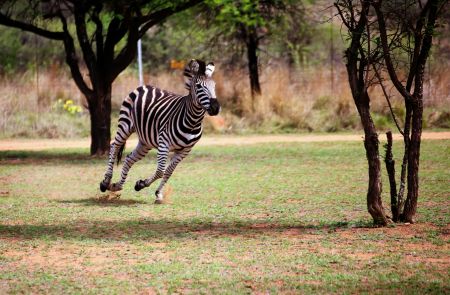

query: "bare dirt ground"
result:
(0, 131), (449, 151)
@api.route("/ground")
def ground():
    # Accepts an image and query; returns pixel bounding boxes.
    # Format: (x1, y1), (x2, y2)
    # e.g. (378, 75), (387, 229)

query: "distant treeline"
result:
(0, 2), (344, 74)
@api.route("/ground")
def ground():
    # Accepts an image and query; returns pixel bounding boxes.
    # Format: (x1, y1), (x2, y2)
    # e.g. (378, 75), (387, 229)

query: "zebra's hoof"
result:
(154, 191), (163, 204)
(135, 180), (146, 191)
(99, 181), (108, 192)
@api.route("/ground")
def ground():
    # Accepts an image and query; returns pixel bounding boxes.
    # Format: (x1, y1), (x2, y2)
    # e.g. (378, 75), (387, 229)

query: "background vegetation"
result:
(0, 1), (448, 139)
(0, 1), (448, 292)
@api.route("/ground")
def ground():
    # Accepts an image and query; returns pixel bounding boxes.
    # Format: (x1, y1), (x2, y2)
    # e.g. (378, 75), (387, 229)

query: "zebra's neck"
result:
(181, 95), (205, 132)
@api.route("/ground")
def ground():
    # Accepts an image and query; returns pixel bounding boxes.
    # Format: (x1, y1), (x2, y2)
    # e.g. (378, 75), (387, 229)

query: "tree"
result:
(373, 0), (446, 222)
(0, 0), (201, 155)
(335, 0), (446, 225)
(209, 0), (297, 104)
(335, 1), (389, 225)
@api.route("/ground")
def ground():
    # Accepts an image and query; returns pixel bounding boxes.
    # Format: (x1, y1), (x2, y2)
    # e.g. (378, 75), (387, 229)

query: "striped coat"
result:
(100, 60), (220, 203)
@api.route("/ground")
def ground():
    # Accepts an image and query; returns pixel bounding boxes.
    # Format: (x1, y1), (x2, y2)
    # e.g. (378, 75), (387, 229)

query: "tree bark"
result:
(401, 99), (422, 222)
(340, 1), (389, 225)
(397, 105), (411, 214)
(357, 92), (389, 226)
(88, 88), (112, 156)
(385, 131), (399, 221)
(243, 26), (261, 102)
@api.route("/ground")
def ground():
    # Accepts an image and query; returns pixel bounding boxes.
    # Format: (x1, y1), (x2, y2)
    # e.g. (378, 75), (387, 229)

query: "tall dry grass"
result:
(1, 62), (449, 138)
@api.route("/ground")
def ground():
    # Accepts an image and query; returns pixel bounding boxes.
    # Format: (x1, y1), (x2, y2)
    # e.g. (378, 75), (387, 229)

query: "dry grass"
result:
(1, 63), (449, 138)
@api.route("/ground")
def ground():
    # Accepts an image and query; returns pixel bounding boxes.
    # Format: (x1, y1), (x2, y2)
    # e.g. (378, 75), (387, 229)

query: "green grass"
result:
(0, 140), (449, 294)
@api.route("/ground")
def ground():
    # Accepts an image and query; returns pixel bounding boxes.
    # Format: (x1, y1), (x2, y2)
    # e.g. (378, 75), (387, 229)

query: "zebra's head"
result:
(184, 59), (221, 116)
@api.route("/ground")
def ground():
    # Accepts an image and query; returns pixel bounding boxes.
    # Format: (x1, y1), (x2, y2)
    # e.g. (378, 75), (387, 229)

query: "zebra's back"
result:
(120, 85), (184, 148)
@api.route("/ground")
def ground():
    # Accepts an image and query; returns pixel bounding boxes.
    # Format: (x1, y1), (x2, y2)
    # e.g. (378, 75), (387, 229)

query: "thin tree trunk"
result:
(385, 131), (399, 221)
(397, 105), (411, 212)
(402, 98), (423, 222)
(400, 0), (437, 222)
(88, 88), (112, 156)
(245, 27), (261, 102)
(340, 1), (389, 225)
(357, 92), (389, 226)
(373, 0), (440, 223)
(364, 131), (386, 225)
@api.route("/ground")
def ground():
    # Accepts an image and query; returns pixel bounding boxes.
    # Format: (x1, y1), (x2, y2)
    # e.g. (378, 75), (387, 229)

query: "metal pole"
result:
(35, 33), (39, 105)
(330, 5), (334, 97)
(137, 38), (143, 86)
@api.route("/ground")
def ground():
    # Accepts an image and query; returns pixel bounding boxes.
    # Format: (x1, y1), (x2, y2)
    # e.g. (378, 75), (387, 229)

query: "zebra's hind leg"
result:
(100, 114), (135, 192)
(135, 144), (169, 192)
(109, 142), (149, 192)
(154, 149), (190, 204)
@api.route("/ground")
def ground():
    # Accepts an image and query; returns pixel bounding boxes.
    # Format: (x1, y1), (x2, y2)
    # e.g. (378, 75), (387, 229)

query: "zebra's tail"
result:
(116, 143), (126, 166)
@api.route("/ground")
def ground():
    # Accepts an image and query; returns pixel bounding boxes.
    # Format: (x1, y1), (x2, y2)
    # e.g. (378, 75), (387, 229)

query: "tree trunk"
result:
(401, 98), (423, 222)
(357, 92), (390, 226)
(341, 1), (389, 226)
(245, 27), (261, 101)
(88, 88), (112, 156)
(385, 131), (399, 222)
(397, 104), (411, 214)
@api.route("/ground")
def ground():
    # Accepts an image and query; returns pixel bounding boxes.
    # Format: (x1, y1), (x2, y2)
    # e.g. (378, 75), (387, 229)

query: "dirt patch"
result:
(1, 241), (173, 280)
(4, 244), (120, 273)
(403, 255), (450, 266)
(336, 222), (444, 240)
(347, 252), (378, 261)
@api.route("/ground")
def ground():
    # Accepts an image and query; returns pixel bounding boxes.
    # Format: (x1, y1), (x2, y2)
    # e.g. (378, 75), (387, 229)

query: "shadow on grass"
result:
(57, 197), (148, 206)
(0, 218), (374, 241)
(0, 149), (207, 165)
(0, 149), (102, 165)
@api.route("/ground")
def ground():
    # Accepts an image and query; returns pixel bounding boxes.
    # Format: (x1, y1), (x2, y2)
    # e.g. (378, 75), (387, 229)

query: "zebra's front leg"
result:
(100, 141), (121, 192)
(134, 144), (169, 192)
(154, 150), (190, 204)
(109, 142), (149, 192)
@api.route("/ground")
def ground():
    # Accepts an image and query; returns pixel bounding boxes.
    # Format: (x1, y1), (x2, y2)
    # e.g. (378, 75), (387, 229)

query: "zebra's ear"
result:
(205, 62), (215, 78)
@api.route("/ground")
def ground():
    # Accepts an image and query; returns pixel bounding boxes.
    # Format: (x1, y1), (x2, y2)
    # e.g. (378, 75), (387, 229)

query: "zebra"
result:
(99, 59), (220, 204)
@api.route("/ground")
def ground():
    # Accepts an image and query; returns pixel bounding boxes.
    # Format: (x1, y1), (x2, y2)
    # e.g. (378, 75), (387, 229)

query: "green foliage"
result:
(209, 0), (269, 29)
(0, 0), (343, 74)
(140, 8), (219, 71)
(138, 0), (324, 71)
(0, 27), (64, 74)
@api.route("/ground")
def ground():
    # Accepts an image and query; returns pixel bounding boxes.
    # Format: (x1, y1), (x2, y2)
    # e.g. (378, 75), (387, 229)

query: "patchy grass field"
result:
(0, 139), (449, 294)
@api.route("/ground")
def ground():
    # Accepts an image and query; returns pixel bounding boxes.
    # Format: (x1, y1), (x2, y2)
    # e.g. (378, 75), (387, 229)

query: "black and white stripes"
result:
(100, 59), (220, 203)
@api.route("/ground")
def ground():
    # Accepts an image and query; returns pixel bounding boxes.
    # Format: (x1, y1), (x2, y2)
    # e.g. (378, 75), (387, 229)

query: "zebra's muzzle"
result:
(207, 98), (221, 116)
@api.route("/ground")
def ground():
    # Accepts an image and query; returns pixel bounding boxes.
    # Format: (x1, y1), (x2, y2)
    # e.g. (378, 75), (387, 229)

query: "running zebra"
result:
(99, 59), (220, 204)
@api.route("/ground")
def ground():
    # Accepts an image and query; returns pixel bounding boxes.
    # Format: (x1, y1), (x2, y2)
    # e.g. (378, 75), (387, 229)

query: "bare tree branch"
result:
(372, 63), (404, 135)
(373, 1), (413, 101)
(74, 5), (98, 88)
(0, 12), (64, 40)
(138, 0), (202, 38)
(59, 11), (93, 99)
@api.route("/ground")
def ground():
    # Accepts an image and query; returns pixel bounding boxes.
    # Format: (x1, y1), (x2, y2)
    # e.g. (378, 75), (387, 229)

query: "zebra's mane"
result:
(183, 59), (207, 91)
